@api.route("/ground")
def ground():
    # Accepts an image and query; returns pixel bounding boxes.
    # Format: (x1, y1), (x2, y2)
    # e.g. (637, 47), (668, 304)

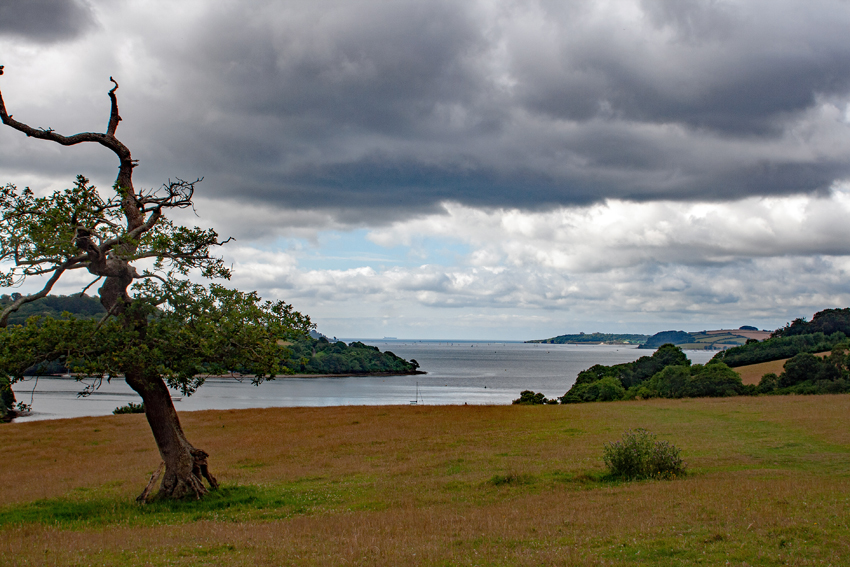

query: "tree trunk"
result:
(1, 75), (222, 499)
(124, 369), (218, 500)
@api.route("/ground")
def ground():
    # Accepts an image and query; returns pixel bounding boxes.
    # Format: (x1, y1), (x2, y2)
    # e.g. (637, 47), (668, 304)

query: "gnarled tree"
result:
(0, 67), (312, 499)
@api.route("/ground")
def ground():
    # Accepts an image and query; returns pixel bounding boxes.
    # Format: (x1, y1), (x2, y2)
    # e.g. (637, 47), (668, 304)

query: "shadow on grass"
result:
(487, 472), (537, 487)
(0, 484), (333, 529)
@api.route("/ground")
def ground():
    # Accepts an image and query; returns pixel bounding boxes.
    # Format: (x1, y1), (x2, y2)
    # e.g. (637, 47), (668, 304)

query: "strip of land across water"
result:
(529, 328), (773, 349)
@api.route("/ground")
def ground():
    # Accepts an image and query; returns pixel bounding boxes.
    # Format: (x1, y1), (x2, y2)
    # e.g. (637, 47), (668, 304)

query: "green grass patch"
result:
(0, 482), (338, 529)
(487, 472), (536, 486)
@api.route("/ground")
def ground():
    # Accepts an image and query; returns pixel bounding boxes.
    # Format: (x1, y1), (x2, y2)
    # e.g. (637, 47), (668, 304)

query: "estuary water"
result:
(10, 341), (716, 422)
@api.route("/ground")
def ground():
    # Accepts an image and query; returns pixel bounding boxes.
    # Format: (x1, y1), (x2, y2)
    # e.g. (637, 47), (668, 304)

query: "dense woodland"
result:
(553, 344), (751, 403)
(0, 294), (105, 325)
(280, 337), (420, 375)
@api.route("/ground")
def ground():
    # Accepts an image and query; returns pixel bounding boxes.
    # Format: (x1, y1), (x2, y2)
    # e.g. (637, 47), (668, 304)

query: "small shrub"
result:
(113, 402), (145, 415)
(602, 428), (686, 480)
(512, 390), (551, 405)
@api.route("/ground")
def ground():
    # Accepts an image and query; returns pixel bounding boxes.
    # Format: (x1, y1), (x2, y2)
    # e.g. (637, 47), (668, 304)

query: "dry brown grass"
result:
(2, 396), (850, 565)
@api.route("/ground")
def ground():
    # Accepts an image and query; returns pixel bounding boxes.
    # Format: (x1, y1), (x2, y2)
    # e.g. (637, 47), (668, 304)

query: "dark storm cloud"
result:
(0, 0), (94, 42)
(4, 0), (850, 222)
(514, 1), (850, 135)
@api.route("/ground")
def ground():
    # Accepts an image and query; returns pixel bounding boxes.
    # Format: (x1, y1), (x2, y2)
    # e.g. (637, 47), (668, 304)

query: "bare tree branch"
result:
(106, 77), (121, 136)
(80, 276), (103, 296)
(0, 260), (72, 327)
(0, 70), (137, 204)
(138, 272), (169, 285)
(0, 93), (131, 160)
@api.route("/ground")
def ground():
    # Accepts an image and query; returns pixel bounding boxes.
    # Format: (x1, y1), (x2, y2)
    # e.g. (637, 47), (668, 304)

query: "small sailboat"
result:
(410, 382), (423, 405)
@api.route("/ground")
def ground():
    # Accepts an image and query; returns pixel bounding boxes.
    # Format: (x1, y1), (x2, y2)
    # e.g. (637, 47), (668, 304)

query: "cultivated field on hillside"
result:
(734, 352), (831, 385)
(2, 396), (849, 565)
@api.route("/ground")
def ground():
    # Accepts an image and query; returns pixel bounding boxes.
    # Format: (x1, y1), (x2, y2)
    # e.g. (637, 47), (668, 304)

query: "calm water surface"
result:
(11, 341), (716, 421)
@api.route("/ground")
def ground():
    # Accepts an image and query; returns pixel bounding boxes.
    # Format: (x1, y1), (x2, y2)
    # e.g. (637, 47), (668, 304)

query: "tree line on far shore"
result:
(515, 344), (751, 405)
(516, 307), (850, 405)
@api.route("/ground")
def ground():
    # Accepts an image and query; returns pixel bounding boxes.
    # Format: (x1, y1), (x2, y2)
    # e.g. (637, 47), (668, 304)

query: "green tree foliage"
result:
(0, 374), (14, 421)
(0, 74), (314, 499)
(560, 376), (625, 403)
(512, 390), (549, 404)
(113, 402), (145, 414)
(607, 343), (690, 389)
(560, 344), (751, 403)
(773, 308), (850, 338)
(634, 362), (749, 399)
(0, 283), (313, 393)
(757, 344), (850, 395)
(280, 337), (420, 375)
(569, 346), (688, 394)
(512, 390), (559, 404)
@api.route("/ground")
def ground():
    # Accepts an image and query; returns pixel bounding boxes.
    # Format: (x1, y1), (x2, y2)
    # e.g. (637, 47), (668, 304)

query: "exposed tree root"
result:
(137, 450), (219, 502)
(137, 462), (164, 503)
(192, 448), (219, 490)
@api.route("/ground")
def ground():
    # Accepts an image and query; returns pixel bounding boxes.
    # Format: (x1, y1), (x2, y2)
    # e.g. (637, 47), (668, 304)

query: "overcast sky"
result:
(2, 0), (850, 339)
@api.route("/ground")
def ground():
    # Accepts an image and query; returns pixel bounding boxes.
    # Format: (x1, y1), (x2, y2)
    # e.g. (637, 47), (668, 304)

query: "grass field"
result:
(2, 396), (850, 565)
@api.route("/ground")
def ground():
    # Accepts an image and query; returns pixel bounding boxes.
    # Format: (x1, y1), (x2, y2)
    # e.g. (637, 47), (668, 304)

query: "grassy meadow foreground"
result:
(2, 396), (850, 566)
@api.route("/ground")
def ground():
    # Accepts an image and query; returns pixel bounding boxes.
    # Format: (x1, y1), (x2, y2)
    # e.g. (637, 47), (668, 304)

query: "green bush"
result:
(113, 402), (145, 415)
(560, 375), (625, 403)
(512, 390), (552, 405)
(602, 429), (686, 480)
(638, 362), (745, 399)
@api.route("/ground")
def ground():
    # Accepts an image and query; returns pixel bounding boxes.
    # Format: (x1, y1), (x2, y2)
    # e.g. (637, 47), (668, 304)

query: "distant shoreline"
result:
(281, 371), (427, 378)
(24, 370), (428, 380)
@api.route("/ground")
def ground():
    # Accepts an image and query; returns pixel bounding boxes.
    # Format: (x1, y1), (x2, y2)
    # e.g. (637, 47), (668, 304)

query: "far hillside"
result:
(527, 332), (648, 345)
(712, 307), (850, 367)
(639, 328), (772, 350)
(530, 327), (771, 349)
(0, 293), (105, 325)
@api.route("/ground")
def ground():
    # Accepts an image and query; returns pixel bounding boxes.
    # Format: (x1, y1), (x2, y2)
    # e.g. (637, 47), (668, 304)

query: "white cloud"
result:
(177, 189), (850, 338)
